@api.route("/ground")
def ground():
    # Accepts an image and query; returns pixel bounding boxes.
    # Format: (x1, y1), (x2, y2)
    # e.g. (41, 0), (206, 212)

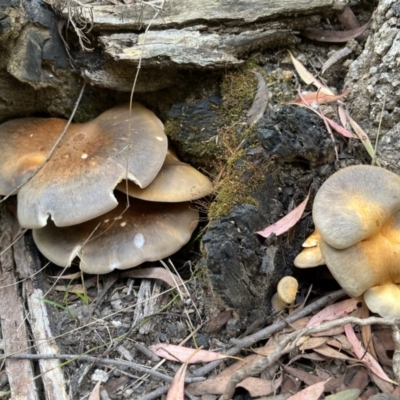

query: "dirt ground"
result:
(2, 0), (400, 399)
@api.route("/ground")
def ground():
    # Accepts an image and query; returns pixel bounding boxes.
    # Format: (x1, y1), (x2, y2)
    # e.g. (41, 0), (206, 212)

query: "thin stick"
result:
(7, 353), (204, 384)
(192, 289), (346, 377)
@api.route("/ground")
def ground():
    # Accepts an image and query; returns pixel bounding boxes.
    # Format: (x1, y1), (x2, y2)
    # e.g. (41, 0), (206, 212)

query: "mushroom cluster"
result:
(294, 165), (400, 319)
(0, 103), (213, 274)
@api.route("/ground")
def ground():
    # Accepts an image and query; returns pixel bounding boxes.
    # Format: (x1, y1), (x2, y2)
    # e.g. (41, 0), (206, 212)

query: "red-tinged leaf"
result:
(121, 267), (184, 288)
(167, 363), (186, 400)
(300, 21), (370, 42)
(257, 192), (310, 239)
(149, 344), (232, 364)
(338, 103), (347, 127)
(344, 324), (396, 384)
(88, 381), (101, 400)
(291, 89), (351, 105)
(288, 51), (333, 95)
(337, 6), (360, 30)
(287, 380), (328, 400)
(325, 116), (354, 138)
(307, 298), (360, 327)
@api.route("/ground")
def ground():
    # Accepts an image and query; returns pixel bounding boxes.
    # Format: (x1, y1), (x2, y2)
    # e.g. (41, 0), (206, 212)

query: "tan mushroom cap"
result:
(0, 103), (168, 228)
(117, 150), (213, 202)
(294, 230), (325, 268)
(364, 283), (400, 319)
(272, 276), (298, 311)
(320, 214), (400, 298)
(313, 165), (400, 249)
(32, 192), (199, 274)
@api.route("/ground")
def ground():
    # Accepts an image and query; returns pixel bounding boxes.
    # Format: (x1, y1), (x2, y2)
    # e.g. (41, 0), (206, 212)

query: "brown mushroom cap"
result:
(0, 103), (168, 228)
(364, 283), (400, 319)
(294, 230), (325, 268)
(117, 150), (213, 202)
(313, 165), (400, 249)
(32, 191), (199, 274)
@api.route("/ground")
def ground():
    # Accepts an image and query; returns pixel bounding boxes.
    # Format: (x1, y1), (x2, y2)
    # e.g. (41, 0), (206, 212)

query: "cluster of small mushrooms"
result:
(0, 103), (213, 274)
(293, 165), (400, 319)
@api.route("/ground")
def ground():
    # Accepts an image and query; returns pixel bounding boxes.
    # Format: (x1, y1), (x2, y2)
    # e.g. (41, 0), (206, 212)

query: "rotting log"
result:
(14, 234), (69, 400)
(0, 201), (39, 400)
(45, 0), (348, 91)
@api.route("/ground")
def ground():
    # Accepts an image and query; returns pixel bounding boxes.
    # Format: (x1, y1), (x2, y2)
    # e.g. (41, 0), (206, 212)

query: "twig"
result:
(139, 386), (169, 400)
(7, 354), (204, 384)
(192, 289), (346, 377)
(220, 316), (397, 400)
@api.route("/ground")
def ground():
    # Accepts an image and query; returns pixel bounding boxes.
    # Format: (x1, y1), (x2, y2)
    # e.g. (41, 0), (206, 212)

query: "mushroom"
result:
(32, 191), (199, 274)
(271, 276), (298, 311)
(295, 165), (400, 318)
(0, 103), (168, 228)
(116, 149), (213, 202)
(293, 230), (325, 268)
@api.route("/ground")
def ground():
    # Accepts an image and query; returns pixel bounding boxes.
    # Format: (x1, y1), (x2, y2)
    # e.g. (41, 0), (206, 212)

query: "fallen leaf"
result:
(300, 21), (370, 42)
(121, 267), (184, 288)
(307, 298), (360, 327)
(288, 51), (333, 95)
(337, 6), (360, 30)
(314, 344), (354, 361)
(290, 89), (351, 105)
(149, 344), (233, 363)
(344, 324), (396, 383)
(247, 71), (268, 125)
(325, 388), (361, 400)
(287, 379), (328, 400)
(257, 192), (310, 238)
(88, 381), (101, 400)
(187, 375), (282, 397)
(167, 362), (187, 400)
(299, 336), (328, 351)
(284, 365), (323, 386)
(205, 310), (232, 333)
(346, 112), (380, 166)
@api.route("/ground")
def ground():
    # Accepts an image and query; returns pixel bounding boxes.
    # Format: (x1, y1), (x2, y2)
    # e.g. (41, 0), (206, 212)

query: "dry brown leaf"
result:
(149, 344), (232, 364)
(299, 337), (328, 351)
(257, 192), (310, 238)
(373, 336), (393, 367)
(300, 21), (370, 42)
(167, 362), (187, 400)
(307, 298), (360, 327)
(284, 365), (323, 386)
(205, 310), (232, 333)
(326, 335), (352, 350)
(88, 381), (101, 400)
(348, 367), (369, 391)
(337, 6), (360, 30)
(344, 324), (396, 384)
(247, 71), (268, 125)
(187, 375), (282, 397)
(289, 352), (328, 365)
(314, 344), (354, 361)
(287, 379), (328, 400)
(121, 267), (184, 288)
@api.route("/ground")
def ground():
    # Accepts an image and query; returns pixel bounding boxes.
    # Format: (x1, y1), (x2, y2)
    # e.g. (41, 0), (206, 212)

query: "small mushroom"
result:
(271, 276), (298, 311)
(32, 191), (199, 274)
(116, 149), (213, 202)
(294, 165), (400, 318)
(294, 230), (325, 268)
(0, 103), (168, 228)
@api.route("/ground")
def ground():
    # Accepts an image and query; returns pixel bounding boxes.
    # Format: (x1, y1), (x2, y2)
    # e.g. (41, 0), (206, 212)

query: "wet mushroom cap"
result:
(313, 165), (400, 249)
(117, 150), (213, 202)
(32, 192), (199, 274)
(1, 103), (168, 228)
